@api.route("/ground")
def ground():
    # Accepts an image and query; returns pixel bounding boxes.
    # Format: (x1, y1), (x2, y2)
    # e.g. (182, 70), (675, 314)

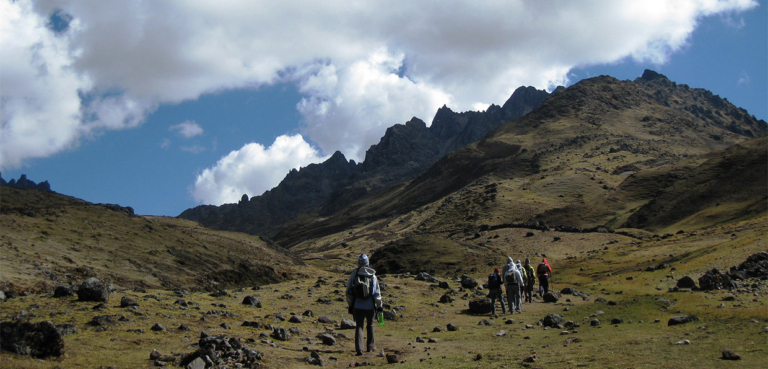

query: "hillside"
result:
(0, 187), (304, 293)
(272, 70), (767, 249)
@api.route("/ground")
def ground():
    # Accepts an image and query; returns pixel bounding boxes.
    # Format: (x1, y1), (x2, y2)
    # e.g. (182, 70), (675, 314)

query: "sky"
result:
(1, 0), (766, 216)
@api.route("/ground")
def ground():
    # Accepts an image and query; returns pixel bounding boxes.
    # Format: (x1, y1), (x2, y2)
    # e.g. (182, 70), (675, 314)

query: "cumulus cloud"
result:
(191, 134), (327, 205)
(1, 0), (759, 203)
(170, 120), (204, 138)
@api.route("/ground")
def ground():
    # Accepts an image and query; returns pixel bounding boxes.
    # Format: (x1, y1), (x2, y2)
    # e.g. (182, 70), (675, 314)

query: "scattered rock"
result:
(340, 318), (356, 329)
(542, 314), (565, 328)
(271, 327), (291, 341)
(55, 324), (77, 337)
(150, 349), (162, 360)
(590, 319), (600, 326)
(303, 310), (314, 317)
(386, 353), (400, 364)
(468, 298), (493, 314)
(676, 276), (697, 289)
(120, 296), (139, 308)
(150, 323), (165, 332)
(383, 310), (398, 321)
(317, 333), (336, 346)
(0, 320), (64, 357)
(674, 340), (690, 345)
(77, 278), (109, 303)
(461, 276), (479, 289)
(53, 286), (74, 298)
(439, 293), (456, 303)
(543, 292), (561, 303)
(721, 349), (741, 360)
(446, 323), (459, 331)
(242, 295), (262, 308)
(698, 269), (734, 291)
(611, 318), (624, 325)
(317, 316), (336, 324)
(522, 354), (538, 363)
(668, 315), (699, 326)
(180, 333), (263, 368)
(289, 315), (304, 323)
(478, 319), (493, 326)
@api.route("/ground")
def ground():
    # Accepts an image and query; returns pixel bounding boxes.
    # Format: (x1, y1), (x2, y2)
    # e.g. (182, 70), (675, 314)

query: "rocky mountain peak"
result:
(0, 173), (52, 192)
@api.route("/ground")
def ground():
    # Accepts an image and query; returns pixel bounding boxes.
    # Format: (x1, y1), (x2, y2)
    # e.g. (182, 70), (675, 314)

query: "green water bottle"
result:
(377, 311), (385, 326)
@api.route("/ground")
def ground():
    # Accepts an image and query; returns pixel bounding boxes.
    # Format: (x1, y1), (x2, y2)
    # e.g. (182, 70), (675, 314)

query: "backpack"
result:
(519, 267), (527, 281)
(487, 273), (501, 289)
(537, 263), (548, 276)
(353, 269), (373, 299)
(505, 272), (517, 285)
(525, 265), (536, 284)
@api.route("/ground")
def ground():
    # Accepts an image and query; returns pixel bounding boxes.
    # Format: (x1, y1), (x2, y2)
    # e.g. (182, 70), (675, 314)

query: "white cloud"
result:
(191, 134), (327, 205)
(738, 70), (750, 85)
(1, 0), (760, 203)
(170, 120), (204, 138)
(160, 138), (172, 149)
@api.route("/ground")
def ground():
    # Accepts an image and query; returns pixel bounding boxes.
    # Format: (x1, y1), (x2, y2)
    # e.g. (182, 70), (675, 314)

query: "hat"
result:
(358, 254), (369, 267)
(494, 267), (500, 274)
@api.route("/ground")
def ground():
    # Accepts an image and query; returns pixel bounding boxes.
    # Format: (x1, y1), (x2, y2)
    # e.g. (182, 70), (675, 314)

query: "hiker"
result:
(346, 254), (383, 356)
(515, 260), (525, 311)
(487, 267), (506, 316)
(537, 258), (553, 296)
(523, 258), (536, 303)
(504, 260), (524, 313)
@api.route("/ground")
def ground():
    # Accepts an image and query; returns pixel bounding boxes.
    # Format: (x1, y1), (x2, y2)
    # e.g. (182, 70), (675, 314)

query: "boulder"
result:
(383, 310), (398, 321)
(698, 269), (734, 291)
(610, 318), (624, 325)
(730, 252), (768, 279)
(242, 295), (262, 308)
(120, 296), (139, 308)
(676, 276), (697, 289)
(668, 315), (699, 326)
(543, 292), (561, 303)
(271, 327), (290, 341)
(53, 286), (74, 298)
(468, 298), (492, 314)
(0, 321), (64, 357)
(590, 319), (600, 326)
(317, 316), (336, 324)
(386, 353), (400, 364)
(721, 349), (741, 360)
(317, 333), (336, 346)
(77, 278), (109, 303)
(439, 293), (456, 303)
(289, 315), (303, 323)
(542, 313), (565, 328)
(446, 323), (459, 331)
(461, 277), (479, 289)
(340, 318), (356, 329)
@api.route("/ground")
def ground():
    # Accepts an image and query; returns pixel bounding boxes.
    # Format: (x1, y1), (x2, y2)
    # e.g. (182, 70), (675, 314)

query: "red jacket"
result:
(537, 259), (552, 276)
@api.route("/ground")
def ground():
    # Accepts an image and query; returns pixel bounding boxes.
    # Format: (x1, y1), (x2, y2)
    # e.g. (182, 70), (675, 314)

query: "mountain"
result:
(0, 173), (52, 192)
(270, 70), (766, 249)
(179, 86), (553, 236)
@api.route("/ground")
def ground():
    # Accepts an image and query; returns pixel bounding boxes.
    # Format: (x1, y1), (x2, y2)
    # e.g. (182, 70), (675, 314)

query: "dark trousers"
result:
(539, 275), (549, 295)
(524, 283), (534, 303)
(353, 308), (375, 353)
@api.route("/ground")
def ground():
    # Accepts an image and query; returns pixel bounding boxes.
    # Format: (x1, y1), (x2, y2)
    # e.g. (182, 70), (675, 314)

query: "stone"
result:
(0, 320), (64, 357)
(698, 268), (734, 291)
(543, 292), (561, 303)
(676, 276), (697, 289)
(242, 295), (262, 308)
(317, 316), (336, 324)
(590, 319), (600, 326)
(523, 354), (538, 362)
(317, 333), (336, 346)
(186, 357), (206, 369)
(668, 315), (699, 326)
(383, 310), (398, 321)
(432, 326), (442, 332)
(303, 310), (314, 317)
(478, 319), (493, 326)
(428, 338), (438, 343)
(461, 277), (479, 289)
(611, 318), (624, 325)
(55, 324), (77, 336)
(446, 323), (459, 331)
(721, 349), (741, 360)
(468, 298), (493, 314)
(340, 318), (356, 329)
(505, 319), (515, 325)
(120, 296), (139, 308)
(542, 314), (565, 328)
(386, 353), (400, 363)
(150, 349), (162, 360)
(289, 315), (304, 323)
(53, 286), (74, 298)
(77, 278), (109, 303)
(271, 327), (290, 341)
(150, 323), (166, 332)
(439, 293), (456, 303)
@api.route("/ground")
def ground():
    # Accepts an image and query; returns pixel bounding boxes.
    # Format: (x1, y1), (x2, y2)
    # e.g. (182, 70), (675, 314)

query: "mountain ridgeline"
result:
(178, 86), (553, 236)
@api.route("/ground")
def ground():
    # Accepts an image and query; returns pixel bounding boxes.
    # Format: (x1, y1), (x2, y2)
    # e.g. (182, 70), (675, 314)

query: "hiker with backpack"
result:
(515, 260), (526, 311)
(503, 259), (525, 313)
(346, 254), (383, 356)
(537, 258), (553, 296)
(523, 258), (536, 303)
(487, 267), (506, 316)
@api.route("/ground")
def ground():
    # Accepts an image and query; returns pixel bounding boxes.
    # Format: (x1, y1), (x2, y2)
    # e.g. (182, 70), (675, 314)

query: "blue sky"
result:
(1, 0), (766, 216)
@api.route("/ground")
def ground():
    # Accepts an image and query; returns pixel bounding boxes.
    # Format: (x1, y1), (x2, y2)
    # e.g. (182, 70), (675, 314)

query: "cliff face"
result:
(179, 86), (553, 236)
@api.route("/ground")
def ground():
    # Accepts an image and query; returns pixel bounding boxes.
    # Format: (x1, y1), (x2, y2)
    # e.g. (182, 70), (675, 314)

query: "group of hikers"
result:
(486, 257), (552, 316)
(344, 253), (553, 355)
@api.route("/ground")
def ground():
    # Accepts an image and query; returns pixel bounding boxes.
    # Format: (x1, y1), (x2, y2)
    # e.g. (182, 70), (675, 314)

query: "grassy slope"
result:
(0, 187), (303, 293)
(1, 218), (765, 368)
